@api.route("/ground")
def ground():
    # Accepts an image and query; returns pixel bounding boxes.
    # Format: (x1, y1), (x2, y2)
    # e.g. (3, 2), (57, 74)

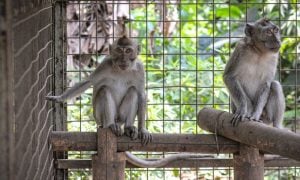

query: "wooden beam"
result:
(197, 108), (300, 161)
(51, 132), (239, 153)
(56, 158), (300, 169)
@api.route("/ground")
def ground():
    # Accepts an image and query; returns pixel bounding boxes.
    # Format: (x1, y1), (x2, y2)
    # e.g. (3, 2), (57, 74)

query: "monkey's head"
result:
(109, 36), (140, 71)
(245, 18), (281, 52)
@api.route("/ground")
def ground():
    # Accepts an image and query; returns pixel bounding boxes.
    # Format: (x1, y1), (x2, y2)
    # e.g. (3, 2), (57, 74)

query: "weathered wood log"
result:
(197, 108), (300, 161)
(51, 132), (239, 153)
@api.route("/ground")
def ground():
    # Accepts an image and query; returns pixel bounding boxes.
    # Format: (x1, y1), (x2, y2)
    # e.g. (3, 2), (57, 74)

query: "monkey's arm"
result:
(223, 54), (253, 126)
(223, 47), (253, 126)
(250, 82), (271, 121)
(46, 80), (93, 102)
(223, 76), (251, 126)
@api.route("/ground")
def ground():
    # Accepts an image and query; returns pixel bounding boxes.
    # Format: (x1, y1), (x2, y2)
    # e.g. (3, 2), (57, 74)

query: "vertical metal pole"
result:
(92, 128), (126, 180)
(0, 0), (14, 179)
(233, 145), (264, 180)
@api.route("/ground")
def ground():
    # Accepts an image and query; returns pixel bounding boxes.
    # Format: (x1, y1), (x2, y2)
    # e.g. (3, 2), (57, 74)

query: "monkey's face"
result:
(110, 36), (140, 71)
(258, 25), (281, 52)
(246, 18), (281, 52)
(112, 46), (138, 70)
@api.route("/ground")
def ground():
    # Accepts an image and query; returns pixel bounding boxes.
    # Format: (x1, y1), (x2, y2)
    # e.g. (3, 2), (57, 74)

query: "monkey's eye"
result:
(116, 47), (123, 53)
(266, 30), (272, 35)
(273, 27), (279, 33)
(125, 48), (132, 54)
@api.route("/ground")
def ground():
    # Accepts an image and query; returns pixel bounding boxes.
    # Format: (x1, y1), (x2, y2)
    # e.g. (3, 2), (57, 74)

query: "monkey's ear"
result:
(245, 23), (254, 37)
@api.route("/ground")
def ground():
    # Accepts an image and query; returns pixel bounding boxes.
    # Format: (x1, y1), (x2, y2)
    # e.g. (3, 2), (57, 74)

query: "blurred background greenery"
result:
(65, 0), (299, 179)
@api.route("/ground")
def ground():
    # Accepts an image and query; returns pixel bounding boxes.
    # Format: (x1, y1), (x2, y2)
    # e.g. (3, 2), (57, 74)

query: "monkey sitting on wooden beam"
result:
(46, 35), (152, 145)
(223, 18), (285, 127)
(47, 35), (211, 167)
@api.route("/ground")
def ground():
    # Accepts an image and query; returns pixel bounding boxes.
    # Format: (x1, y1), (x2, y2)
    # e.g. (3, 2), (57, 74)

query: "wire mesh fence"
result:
(54, 0), (300, 179)
(3, 1), (55, 180)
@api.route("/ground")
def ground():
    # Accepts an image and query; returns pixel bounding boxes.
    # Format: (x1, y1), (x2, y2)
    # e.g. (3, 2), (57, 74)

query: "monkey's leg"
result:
(119, 87), (139, 140)
(265, 81), (285, 128)
(94, 86), (122, 136)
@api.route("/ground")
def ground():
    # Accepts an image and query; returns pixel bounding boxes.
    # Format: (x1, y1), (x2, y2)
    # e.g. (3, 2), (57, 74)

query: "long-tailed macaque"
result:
(223, 18), (285, 127)
(47, 35), (152, 144)
(47, 35), (212, 167)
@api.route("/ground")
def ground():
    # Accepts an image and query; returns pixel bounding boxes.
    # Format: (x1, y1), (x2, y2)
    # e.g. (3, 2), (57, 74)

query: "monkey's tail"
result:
(125, 152), (212, 168)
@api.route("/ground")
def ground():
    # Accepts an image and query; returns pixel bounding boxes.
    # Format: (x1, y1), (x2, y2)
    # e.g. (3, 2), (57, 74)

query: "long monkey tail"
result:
(125, 152), (213, 168)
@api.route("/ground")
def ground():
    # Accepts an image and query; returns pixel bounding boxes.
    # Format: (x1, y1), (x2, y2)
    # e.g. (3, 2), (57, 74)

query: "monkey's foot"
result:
(248, 117), (263, 123)
(109, 124), (123, 136)
(231, 113), (248, 127)
(139, 128), (153, 145)
(125, 126), (138, 140)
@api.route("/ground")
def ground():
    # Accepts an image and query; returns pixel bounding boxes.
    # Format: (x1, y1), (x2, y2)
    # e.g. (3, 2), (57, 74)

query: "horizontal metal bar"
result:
(51, 132), (238, 153)
(56, 158), (300, 169)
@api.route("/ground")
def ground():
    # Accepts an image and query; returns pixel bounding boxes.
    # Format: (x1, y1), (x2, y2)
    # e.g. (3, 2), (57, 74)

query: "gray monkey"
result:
(47, 35), (152, 144)
(47, 35), (212, 167)
(223, 18), (285, 127)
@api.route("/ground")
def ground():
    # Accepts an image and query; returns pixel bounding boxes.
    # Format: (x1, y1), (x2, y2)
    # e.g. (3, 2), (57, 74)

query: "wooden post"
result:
(92, 128), (126, 180)
(233, 145), (264, 180)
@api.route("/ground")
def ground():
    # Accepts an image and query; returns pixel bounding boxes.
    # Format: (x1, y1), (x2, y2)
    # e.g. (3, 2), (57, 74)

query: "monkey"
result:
(46, 35), (215, 167)
(223, 18), (285, 128)
(46, 35), (152, 144)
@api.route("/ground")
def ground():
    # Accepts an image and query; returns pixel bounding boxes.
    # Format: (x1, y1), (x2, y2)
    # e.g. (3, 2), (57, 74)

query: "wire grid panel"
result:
(12, 1), (55, 180)
(61, 0), (300, 179)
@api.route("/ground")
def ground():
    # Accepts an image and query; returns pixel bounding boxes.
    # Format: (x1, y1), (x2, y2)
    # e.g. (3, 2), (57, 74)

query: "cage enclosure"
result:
(1, 0), (300, 180)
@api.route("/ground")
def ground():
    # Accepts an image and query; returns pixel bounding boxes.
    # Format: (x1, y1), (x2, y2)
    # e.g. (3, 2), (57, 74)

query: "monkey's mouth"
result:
(119, 65), (129, 70)
(265, 42), (281, 52)
(269, 47), (280, 51)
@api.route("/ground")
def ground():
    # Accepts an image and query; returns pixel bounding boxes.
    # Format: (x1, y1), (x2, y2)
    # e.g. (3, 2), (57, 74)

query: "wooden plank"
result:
(56, 158), (300, 169)
(198, 108), (300, 161)
(51, 132), (97, 151)
(51, 132), (239, 153)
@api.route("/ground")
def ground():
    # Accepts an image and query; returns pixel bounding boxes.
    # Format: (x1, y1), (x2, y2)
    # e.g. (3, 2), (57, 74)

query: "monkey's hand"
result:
(139, 128), (152, 145)
(231, 108), (248, 127)
(45, 96), (64, 103)
(124, 126), (138, 140)
(108, 123), (123, 137)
